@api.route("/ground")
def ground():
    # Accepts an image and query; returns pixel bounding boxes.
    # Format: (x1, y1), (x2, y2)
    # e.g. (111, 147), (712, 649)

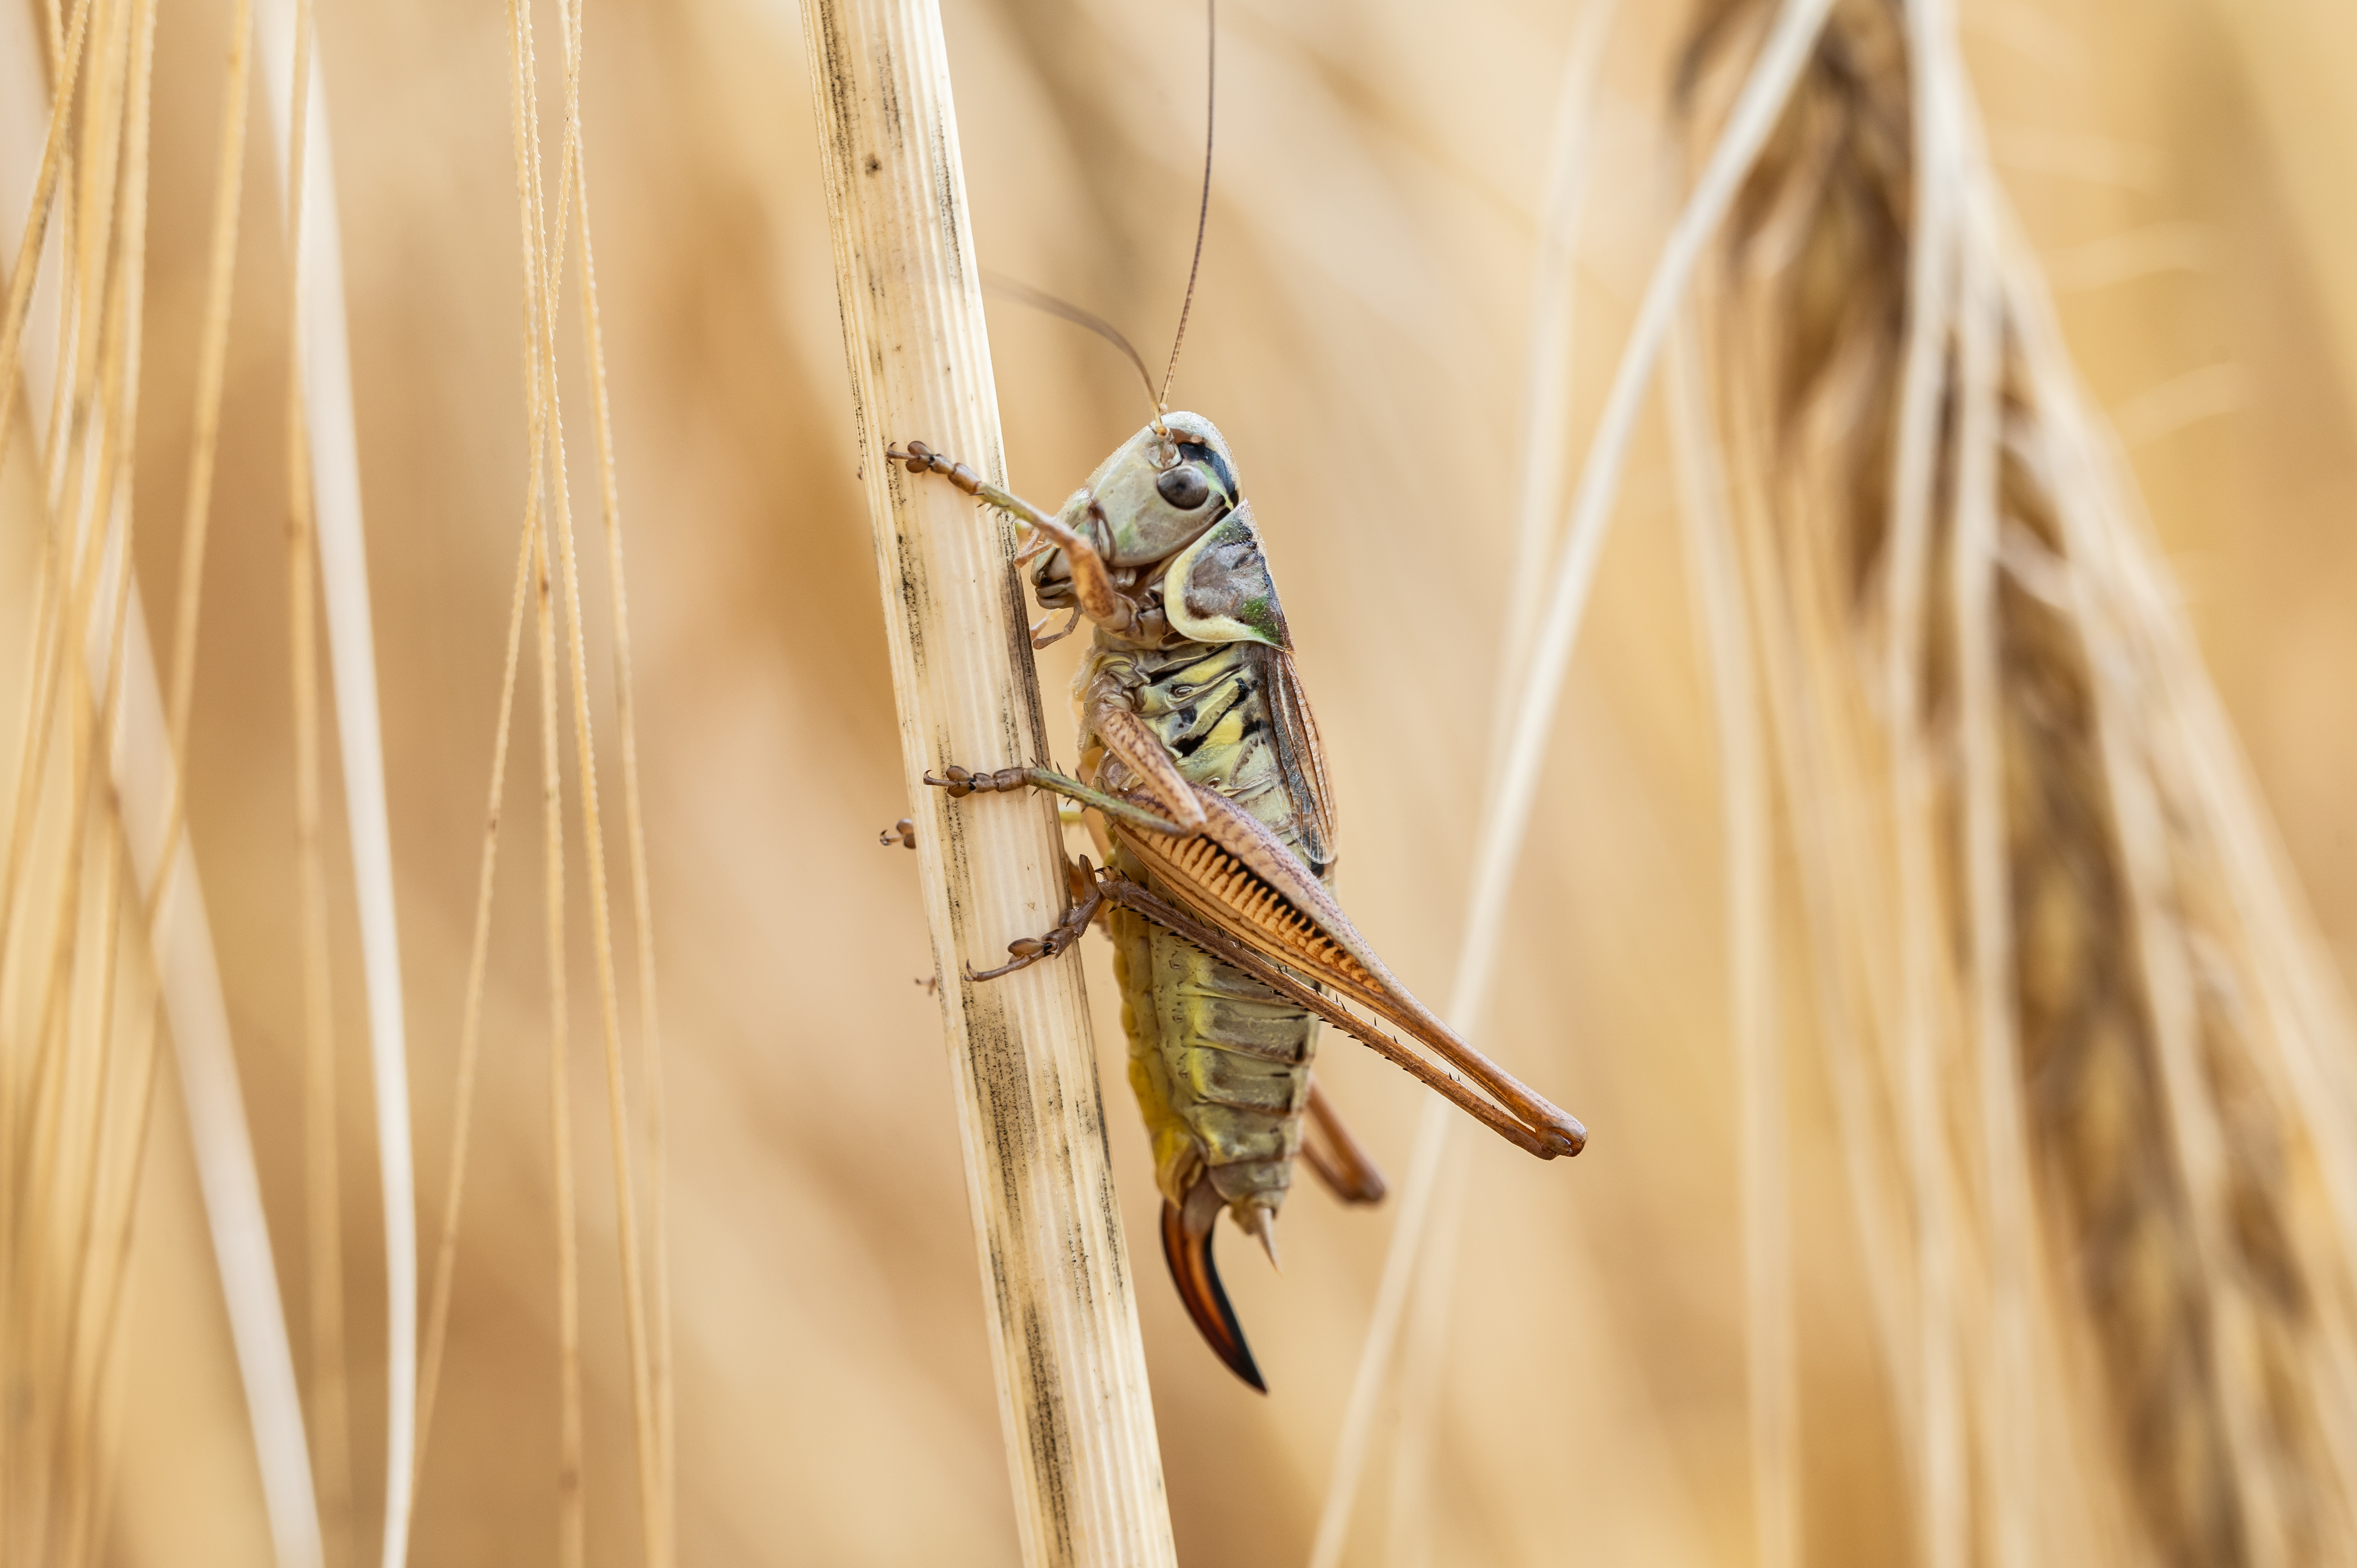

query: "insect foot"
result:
(963, 857), (1107, 983)
(885, 440), (983, 496)
(923, 763), (1031, 799)
(878, 817), (917, 850)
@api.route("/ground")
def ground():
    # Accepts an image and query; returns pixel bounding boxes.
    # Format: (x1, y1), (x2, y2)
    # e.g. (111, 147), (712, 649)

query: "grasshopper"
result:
(882, 9), (1582, 1393)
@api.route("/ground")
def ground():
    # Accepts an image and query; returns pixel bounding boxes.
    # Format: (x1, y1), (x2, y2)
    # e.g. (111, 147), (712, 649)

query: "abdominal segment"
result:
(1109, 872), (1316, 1222)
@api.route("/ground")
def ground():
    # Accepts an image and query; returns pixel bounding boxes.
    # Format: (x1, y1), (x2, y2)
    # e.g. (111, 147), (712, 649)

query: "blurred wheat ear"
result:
(1680, 0), (2357, 1561)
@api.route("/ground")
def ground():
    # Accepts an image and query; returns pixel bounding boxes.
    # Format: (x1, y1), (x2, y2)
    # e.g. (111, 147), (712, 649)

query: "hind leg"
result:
(1301, 1080), (1388, 1205)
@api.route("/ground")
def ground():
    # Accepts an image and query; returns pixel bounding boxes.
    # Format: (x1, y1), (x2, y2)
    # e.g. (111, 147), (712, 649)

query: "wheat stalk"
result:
(563, 72), (675, 1544)
(270, 3), (355, 1554)
(516, 0), (672, 1553)
(45, 0), (153, 1544)
(1492, 0), (1629, 742)
(250, 1), (422, 1558)
(412, 4), (676, 1559)
(1306, 0), (1629, 1534)
(1667, 307), (1795, 1568)
(1310, 2), (1835, 1559)
(796, 0), (1176, 1560)
(0, 9), (326, 1565)
(536, 510), (585, 1568)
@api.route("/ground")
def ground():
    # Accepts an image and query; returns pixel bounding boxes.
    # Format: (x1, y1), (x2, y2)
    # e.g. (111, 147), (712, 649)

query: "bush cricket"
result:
(882, 3), (1583, 1392)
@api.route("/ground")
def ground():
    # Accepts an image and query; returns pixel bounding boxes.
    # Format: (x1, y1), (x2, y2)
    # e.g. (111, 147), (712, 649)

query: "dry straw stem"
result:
(1492, 0), (1626, 738)
(0, 12), (323, 1568)
(0, 0), (91, 465)
(273, 0), (354, 1552)
(251, 3), (422, 1558)
(411, 0), (561, 1488)
(413, 0), (676, 1557)
(514, 7), (591, 1559)
(1683, 0), (2357, 1558)
(9, 0), (153, 1544)
(510, 0), (671, 1555)
(798, 0), (1176, 1562)
(48, 0), (154, 1519)
(1310, 0), (1634, 1541)
(563, 56), (674, 1539)
(1354, 5), (1636, 1556)
(536, 516), (586, 1568)
(1310, 0), (1834, 1557)
(1666, 312), (1794, 1568)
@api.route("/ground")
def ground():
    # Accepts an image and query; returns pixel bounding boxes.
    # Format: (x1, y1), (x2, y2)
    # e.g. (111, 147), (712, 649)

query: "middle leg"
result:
(925, 763), (1199, 838)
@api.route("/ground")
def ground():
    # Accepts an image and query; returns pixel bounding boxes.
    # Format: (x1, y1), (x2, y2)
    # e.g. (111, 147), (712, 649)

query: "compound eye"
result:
(1156, 464), (1211, 510)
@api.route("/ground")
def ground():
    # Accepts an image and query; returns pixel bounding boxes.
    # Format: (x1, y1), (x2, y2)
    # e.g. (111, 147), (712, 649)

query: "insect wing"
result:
(1109, 785), (1583, 1158)
(1158, 497), (1336, 869)
(1263, 646), (1336, 872)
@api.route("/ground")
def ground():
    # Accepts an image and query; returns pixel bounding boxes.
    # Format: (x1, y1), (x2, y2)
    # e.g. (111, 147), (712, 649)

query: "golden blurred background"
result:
(6, 0), (2357, 1562)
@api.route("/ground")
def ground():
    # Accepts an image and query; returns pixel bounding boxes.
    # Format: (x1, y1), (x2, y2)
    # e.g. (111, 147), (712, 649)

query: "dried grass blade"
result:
(17, 0), (141, 1329)
(0, 0), (108, 1062)
(44, 76), (150, 1511)
(797, 0), (1177, 1557)
(513, 0), (668, 1552)
(1886, 0), (1966, 1553)
(410, 0), (569, 1501)
(565, 108), (672, 1549)
(1309, 0), (1835, 1557)
(0, 10), (324, 1564)
(409, 380), (540, 1500)
(1358, 6), (1625, 1555)
(1380, 1139), (1468, 1568)
(0, 0), (91, 467)
(1948, 182), (2037, 1568)
(110, 598), (325, 1568)
(537, 516), (585, 1568)
(154, 0), (254, 875)
(273, 0), (353, 1551)
(1493, 0), (1624, 732)
(1667, 312), (1792, 1568)
(251, 1), (420, 1558)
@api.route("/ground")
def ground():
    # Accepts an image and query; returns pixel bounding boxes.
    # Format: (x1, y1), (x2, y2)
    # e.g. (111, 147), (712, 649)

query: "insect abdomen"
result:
(1098, 636), (1325, 1222)
(1110, 884), (1315, 1215)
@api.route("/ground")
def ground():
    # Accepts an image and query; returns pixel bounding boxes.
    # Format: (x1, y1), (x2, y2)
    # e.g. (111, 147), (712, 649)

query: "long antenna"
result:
(982, 271), (1160, 419)
(1158, 0), (1215, 416)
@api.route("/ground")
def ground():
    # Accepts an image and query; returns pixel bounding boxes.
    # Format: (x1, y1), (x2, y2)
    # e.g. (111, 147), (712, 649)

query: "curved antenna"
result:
(1158, 0), (1215, 416)
(981, 271), (1161, 421)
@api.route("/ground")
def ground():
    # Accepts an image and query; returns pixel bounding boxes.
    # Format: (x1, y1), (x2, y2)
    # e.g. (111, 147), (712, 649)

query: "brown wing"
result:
(1109, 783), (1583, 1160)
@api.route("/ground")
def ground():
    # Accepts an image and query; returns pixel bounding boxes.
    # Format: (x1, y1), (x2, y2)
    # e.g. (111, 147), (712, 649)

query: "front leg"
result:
(925, 762), (1198, 838)
(888, 441), (1138, 636)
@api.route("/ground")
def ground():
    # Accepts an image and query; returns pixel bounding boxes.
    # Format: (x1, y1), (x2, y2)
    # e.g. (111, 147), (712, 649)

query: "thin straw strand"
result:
(274, 0), (355, 1550)
(250, 5), (420, 1552)
(1308, 1), (1835, 1555)
(1667, 308), (1793, 1568)
(536, 513), (585, 1568)
(0, 0), (91, 471)
(565, 100), (673, 1547)
(526, 0), (667, 1548)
